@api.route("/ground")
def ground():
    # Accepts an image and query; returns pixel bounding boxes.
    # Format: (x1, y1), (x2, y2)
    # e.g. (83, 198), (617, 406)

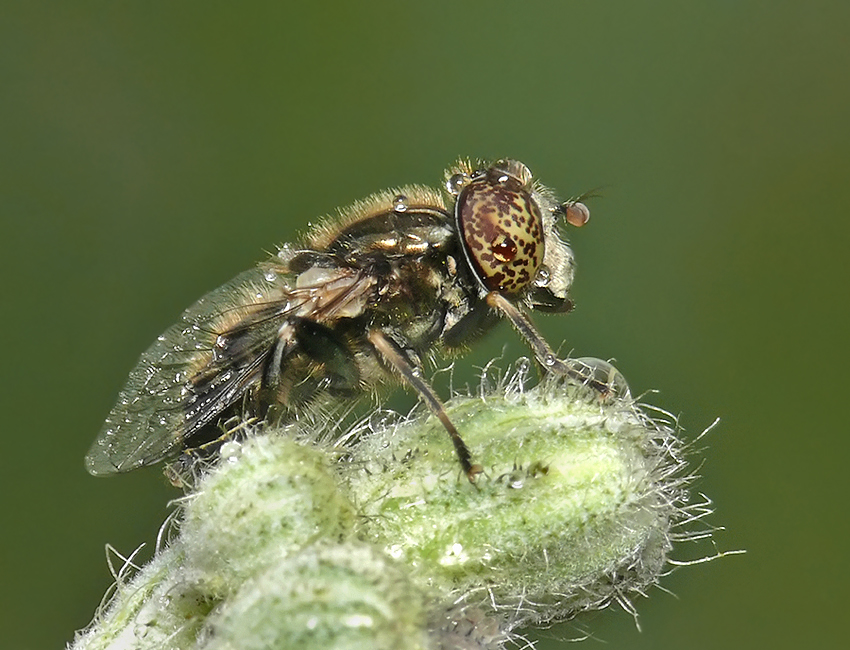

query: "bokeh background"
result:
(2, 2), (847, 648)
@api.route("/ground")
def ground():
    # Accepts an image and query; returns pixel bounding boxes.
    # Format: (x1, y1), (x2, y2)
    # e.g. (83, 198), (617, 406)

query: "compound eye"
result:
(456, 172), (545, 294)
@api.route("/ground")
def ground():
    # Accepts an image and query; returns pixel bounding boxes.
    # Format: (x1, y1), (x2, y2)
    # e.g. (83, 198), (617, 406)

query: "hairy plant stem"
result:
(72, 363), (713, 650)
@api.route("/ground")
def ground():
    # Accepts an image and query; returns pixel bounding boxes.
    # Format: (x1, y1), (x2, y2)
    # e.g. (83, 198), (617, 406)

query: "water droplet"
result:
(343, 614), (374, 629)
(446, 173), (466, 195)
(277, 243), (293, 261)
(219, 441), (242, 463)
(264, 270), (276, 282)
(215, 334), (227, 348)
(544, 354), (557, 367)
(571, 357), (631, 399)
(534, 266), (551, 287)
(392, 194), (408, 213)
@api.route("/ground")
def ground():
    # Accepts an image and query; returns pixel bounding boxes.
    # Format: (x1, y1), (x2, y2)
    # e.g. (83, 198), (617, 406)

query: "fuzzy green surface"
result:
(345, 381), (674, 624)
(200, 542), (430, 650)
(180, 434), (356, 595)
(72, 377), (686, 648)
(73, 546), (214, 650)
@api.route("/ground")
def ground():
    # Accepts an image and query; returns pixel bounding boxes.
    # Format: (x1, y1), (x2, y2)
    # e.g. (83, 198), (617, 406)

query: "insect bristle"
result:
(305, 185), (445, 250)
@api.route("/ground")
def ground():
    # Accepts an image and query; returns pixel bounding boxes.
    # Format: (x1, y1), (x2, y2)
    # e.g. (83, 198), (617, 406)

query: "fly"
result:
(86, 159), (607, 481)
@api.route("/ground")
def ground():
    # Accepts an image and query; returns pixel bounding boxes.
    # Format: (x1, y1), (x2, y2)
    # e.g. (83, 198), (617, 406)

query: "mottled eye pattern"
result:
(457, 171), (544, 294)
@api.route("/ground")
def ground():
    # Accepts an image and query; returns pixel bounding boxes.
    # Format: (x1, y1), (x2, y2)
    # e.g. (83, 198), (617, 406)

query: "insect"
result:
(86, 159), (602, 481)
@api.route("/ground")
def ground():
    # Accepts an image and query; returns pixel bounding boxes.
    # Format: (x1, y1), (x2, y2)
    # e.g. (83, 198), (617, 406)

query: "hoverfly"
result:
(86, 159), (601, 481)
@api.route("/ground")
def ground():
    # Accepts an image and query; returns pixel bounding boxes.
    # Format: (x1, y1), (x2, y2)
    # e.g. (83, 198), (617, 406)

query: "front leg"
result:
(485, 292), (615, 395)
(367, 329), (480, 482)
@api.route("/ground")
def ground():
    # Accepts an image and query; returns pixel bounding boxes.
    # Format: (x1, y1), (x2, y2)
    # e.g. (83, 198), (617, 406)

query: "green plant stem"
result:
(72, 366), (704, 650)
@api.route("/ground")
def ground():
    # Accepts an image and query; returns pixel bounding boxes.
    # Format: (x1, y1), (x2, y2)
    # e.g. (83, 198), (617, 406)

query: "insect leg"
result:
(265, 322), (297, 387)
(367, 329), (481, 481)
(265, 318), (362, 410)
(485, 292), (610, 394)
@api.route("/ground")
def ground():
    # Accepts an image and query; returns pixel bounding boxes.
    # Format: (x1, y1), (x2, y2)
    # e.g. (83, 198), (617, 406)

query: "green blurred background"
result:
(2, 2), (847, 648)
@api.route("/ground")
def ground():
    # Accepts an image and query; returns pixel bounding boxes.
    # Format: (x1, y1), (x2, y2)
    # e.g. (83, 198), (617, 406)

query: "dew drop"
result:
(571, 357), (631, 399)
(544, 354), (557, 367)
(219, 440), (243, 463)
(507, 357), (532, 393)
(343, 614), (374, 629)
(446, 173), (466, 196)
(277, 243), (293, 261)
(392, 194), (408, 213)
(263, 270), (276, 282)
(534, 266), (551, 287)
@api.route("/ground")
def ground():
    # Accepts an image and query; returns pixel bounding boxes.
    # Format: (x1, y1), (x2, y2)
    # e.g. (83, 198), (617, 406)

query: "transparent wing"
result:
(86, 262), (379, 475)
(86, 267), (294, 475)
